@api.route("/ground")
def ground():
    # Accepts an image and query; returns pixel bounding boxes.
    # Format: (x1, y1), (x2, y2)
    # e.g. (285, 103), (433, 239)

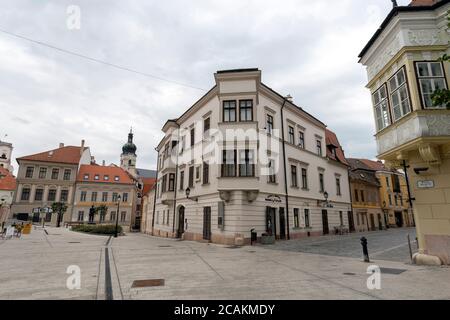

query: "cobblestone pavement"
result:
(262, 228), (418, 263)
(1, 226), (449, 300)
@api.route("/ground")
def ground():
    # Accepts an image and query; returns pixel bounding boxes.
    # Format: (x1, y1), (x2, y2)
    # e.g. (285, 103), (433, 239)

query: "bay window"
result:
(239, 150), (254, 177)
(239, 100), (253, 122)
(372, 85), (390, 131)
(388, 68), (411, 121)
(416, 62), (447, 108)
(222, 150), (237, 177)
(223, 101), (236, 122)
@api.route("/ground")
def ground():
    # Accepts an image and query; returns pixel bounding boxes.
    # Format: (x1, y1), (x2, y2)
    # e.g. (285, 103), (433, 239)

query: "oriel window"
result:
(416, 62), (448, 108)
(239, 100), (253, 122)
(223, 101), (237, 122)
(372, 85), (391, 131)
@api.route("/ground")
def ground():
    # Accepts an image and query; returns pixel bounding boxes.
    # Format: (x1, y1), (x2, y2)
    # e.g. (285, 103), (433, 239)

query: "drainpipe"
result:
(280, 98), (290, 240)
(172, 123), (181, 235)
(347, 167), (354, 232)
(151, 148), (160, 235)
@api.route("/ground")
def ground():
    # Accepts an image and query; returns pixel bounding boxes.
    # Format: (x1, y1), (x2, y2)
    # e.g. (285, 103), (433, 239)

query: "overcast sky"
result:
(0, 0), (411, 173)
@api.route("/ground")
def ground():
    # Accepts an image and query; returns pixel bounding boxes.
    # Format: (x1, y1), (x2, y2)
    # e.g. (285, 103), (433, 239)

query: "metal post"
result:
(407, 234), (413, 263)
(114, 200), (120, 238)
(360, 237), (370, 262)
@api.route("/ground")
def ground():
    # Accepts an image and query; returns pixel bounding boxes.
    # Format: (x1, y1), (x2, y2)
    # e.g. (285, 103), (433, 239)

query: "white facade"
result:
(152, 69), (351, 245)
(0, 141), (14, 173)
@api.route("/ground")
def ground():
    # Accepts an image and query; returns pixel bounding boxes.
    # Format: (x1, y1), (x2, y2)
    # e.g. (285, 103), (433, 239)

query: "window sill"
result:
(291, 186), (300, 189)
(202, 183), (210, 186)
(267, 182), (278, 186)
(301, 188), (310, 191)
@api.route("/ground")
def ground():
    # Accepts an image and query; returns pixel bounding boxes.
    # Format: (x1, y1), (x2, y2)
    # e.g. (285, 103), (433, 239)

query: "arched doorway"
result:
(177, 206), (185, 238)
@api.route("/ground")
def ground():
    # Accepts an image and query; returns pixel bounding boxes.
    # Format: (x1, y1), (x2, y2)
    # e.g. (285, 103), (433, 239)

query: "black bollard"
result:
(360, 237), (370, 263)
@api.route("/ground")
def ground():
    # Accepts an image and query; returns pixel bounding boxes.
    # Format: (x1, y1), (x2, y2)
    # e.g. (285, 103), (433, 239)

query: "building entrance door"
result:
(395, 211), (403, 227)
(177, 206), (185, 238)
(266, 207), (276, 236)
(347, 211), (355, 232)
(203, 207), (211, 241)
(377, 214), (383, 230)
(369, 214), (375, 231)
(322, 210), (329, 235)
(279, 208), (286, 240)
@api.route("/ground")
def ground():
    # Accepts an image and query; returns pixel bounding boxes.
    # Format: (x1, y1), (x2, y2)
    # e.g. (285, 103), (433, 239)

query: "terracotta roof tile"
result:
(77, 165), (134, 184)
(17, 146), (86, 165)
(0, 167), (16, 191)
(325, 129), (349, 166)
(142, 178), (156, 195)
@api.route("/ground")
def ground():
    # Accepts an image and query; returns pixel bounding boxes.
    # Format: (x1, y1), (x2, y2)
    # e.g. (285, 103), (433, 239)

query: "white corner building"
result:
(150, 69), (352, 245)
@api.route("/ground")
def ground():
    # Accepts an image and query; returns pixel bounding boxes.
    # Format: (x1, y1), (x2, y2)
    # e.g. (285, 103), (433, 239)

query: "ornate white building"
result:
(359, 0), (450, 265)
(149, 69), (352, 245)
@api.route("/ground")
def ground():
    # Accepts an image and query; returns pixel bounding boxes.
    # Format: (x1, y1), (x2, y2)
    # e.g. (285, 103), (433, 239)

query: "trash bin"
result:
(250, 228), (257, 245)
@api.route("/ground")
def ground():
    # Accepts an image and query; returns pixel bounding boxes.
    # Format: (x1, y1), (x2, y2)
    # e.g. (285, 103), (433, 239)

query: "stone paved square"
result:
(0, 226), (449, 300)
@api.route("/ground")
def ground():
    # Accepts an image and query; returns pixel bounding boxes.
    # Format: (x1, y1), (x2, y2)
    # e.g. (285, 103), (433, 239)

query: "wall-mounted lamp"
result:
(414, 167), (429, 175)
(185, 188), (198, 202)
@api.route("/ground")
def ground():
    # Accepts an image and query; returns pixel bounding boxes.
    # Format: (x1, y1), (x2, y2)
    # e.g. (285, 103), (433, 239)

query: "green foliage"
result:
(51, 202), (68, 214)
(51, 202), (68, 227)
(431, 88), (450, 109)
(72, 224), (122, 235)
(91, 205), (108, 215)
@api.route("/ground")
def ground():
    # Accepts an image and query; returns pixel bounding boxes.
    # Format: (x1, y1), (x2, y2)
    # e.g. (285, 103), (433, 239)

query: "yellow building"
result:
(359, 0), (450, 265)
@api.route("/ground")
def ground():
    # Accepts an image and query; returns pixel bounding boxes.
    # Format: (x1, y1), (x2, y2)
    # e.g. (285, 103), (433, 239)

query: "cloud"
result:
(0, 0), (395, 173)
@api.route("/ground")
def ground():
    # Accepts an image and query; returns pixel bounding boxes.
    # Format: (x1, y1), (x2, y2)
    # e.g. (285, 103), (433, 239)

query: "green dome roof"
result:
(122, 131), (137, 155)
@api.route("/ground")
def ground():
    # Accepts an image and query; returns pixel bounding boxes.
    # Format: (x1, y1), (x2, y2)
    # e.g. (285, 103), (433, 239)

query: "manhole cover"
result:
(248, 251), (256, 253)
(68, 242), (81, 244)
(343, 272), (356, 276)
(226, 245), (241, 249)
(380, 267), (407, 275)
(132, 279), (165, 288)
(158, 245), (172, 248)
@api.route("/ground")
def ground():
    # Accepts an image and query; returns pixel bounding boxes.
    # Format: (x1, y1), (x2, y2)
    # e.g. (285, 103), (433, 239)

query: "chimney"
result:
(80, 139), (85, 156)
(90, 156), (95, 164)
(59, 143), (64, 148)
(102, 160), (106, 166)
(285, 94), (293, 102)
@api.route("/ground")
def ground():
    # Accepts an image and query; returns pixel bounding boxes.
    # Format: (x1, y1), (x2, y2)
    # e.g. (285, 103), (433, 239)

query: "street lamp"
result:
(114, 195), (121, 238)
(0, 199), (5, 231)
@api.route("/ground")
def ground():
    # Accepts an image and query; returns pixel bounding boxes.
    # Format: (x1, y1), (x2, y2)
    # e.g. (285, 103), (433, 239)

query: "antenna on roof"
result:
(391, 0), (398, 7)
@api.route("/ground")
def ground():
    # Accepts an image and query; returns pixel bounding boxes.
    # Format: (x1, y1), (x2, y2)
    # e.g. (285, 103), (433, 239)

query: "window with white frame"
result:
(388, 68), (411, 121)
(416, 62), (448, 108)
(372, 85), (390, 131)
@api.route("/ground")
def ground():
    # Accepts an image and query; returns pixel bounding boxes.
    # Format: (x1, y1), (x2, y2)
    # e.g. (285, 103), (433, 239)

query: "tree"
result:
(88, 205), (108, 223)
(51, 202), (68, 228)
(431, 11), (450, 109)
